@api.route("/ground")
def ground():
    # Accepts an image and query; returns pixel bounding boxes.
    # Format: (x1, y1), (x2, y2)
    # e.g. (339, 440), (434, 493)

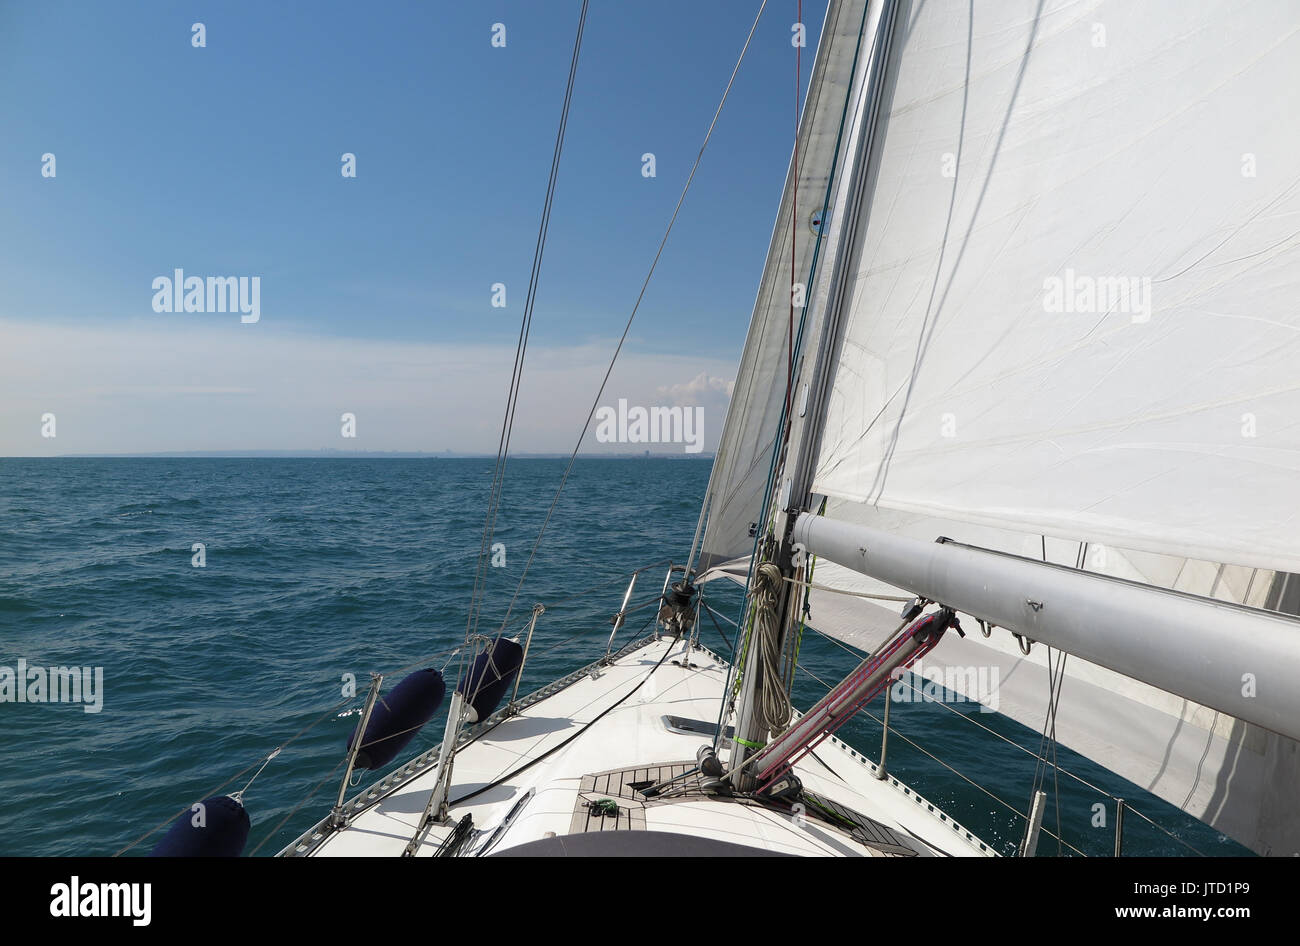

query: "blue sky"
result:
(0, 1), (822, 454)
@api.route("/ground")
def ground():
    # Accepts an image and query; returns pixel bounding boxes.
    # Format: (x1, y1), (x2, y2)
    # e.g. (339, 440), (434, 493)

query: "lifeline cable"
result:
(449, 616), (666, 807)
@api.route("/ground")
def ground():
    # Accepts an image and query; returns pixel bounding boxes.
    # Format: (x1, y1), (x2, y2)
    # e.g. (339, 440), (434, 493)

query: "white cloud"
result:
(657, 371), (735, 405)
(0, 319), (734, 455)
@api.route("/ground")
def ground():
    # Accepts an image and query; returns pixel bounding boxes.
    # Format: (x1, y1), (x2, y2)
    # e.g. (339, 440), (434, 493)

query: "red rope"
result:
(755, 628), (945, 795)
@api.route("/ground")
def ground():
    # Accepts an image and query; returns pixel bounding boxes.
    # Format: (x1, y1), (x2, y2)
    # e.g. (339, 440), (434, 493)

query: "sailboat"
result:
(145, 0), (1300, 858)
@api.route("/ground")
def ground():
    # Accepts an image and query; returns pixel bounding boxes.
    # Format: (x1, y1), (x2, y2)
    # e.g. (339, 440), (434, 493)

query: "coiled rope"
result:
(750, 562), (794, 734)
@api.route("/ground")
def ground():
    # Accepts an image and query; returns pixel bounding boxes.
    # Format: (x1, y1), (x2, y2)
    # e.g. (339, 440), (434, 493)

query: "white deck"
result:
(290, 635), (996, 857)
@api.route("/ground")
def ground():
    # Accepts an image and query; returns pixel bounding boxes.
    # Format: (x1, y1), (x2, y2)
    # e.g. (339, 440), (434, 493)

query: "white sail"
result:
(707, 0), (1300, 855)
(700, 0), (880, 570)
(812, 0), (1300, 573)
(801, 0), (1300, 855)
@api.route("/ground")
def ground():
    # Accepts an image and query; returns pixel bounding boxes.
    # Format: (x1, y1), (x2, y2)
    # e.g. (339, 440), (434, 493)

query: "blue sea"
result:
(0, 458), (1246, 856)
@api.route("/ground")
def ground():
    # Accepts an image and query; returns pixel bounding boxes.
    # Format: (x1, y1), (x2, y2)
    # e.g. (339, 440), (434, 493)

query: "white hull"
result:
(282, 635), (996, 857)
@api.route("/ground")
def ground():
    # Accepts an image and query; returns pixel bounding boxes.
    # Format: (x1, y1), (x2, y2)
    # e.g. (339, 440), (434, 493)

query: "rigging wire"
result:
(699, 597), (735, 655)
(426, 614), (660, 776)
(884, 670), (1207, 854)
(706, 0), (879, 746)
(781, 573), (912, 602)
(721, 559), (1216, 858)
(112, 694), (354, 856)
(127, 556), (670, 857)
(523, 593), (665, 663)
(114, 757), (266, 857)
(152, 13), (606, 859)
(465, 0), (590, 646)
(786, 0), (802, 422)
(792, 663), (1087, 857)
(445, 0), (595, 811)
(811, 627), (1210, 857)
(864, 711), (1088, 858)
(248, 759), (347, 857)
(1023, 645), (1068, 855)
(232, 748), (281, 802)
(1048, 650), (1066, 855)
(449, 616), (667, 808)
(494, 0), (771, 638)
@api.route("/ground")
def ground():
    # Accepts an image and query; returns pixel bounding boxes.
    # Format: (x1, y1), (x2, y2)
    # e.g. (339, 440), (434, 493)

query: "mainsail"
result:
(703, 0), (1300, 855)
